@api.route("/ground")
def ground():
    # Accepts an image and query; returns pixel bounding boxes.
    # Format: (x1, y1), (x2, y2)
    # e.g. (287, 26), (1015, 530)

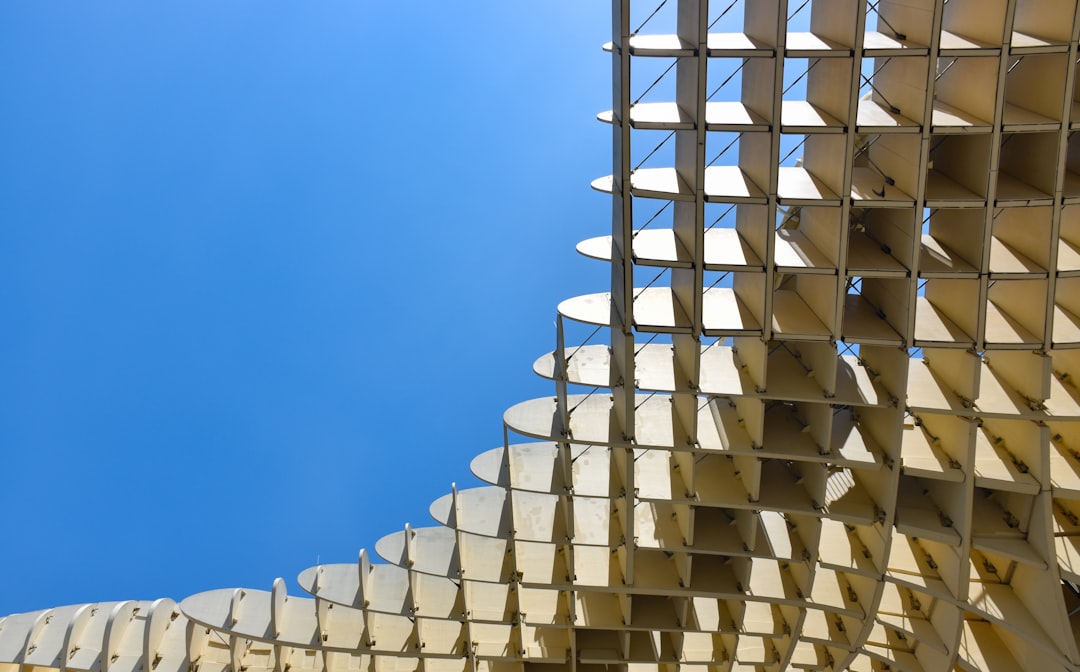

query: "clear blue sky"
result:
(0, 2), (613, 615)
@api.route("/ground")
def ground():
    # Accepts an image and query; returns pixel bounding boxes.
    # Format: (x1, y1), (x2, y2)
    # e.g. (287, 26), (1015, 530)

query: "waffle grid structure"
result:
(7, 1), (1080, 670)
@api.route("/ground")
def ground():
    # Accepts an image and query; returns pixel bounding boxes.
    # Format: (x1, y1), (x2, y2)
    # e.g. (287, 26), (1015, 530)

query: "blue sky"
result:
(0, 2), (613, 615)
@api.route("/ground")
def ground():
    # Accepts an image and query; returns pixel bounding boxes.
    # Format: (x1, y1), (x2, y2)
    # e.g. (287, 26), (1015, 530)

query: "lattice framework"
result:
(6, 1), (1080, 671)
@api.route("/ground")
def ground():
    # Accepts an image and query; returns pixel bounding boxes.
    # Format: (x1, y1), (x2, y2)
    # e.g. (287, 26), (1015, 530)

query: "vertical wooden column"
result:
(906, 0), (944, 344)
(1045, 10), (1080, 354)
(745, 0), (787, 341)
(610, 0), (636, 434)
(671, 0), (706, 472)
(976, 0), (1019, 351)
(819, 0), (865, 341)
(609, 0), (636, 587)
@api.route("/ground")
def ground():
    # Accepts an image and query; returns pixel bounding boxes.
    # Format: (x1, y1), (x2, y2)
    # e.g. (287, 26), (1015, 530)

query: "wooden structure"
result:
(5, 0), (1080, 670)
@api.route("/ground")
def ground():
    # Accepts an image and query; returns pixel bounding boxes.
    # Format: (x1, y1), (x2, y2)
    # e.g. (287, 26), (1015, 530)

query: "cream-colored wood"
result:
(958, 621), (1024, 672)
(1063, 168), (1080, 203)
(938, 31), (1000, 55)
(924, 170), (985, 207)
(10, 3), (1080, 672)
(703, 165), (768, 203)
(998, 132), (1060, 208)
(771, 288), (831, 339)
(907, 361), (970, 413)
(703, 227), (765, 269)
(930, 100), (992, 131)
(985, 279), (1048, 346)
(862, 30), (927, 56)
(780, 101), (845, 133)
(774, 228), (833, 271)
(1014, 0), (1077, 48)
(785, 32), (850, 56)
(841, 294), (902, 345)
(856, 99), (920, 132)
(849, 166), (916, 205)
(704, 101), (770, 131)
(631, 167), (694, 200)
(627, 102), (695, 129)
(1001, 102), (1059, 131)
(869, 54), (932, 126)
(919, 236), (977, 277)
(943, 129), (995, 194)
(777, 167), (842, 205)
(627, 34), (695, 57)
(1004, 54), (1069, 124)
(579, 229), (691, 267)
(1009, 33), (1069, 54)
(861, 134), (921, 201)
(941, 0), (1006, 49)
(705, 32), (773, 56)
(846, 231), (908, 276)
(916, 286), (978, 346)
(972, 428), (1040, 494)
(803, 134), (849, 200)
(1055, 303), (1080, 347)
(989, 237), (1047, 277)
(1059, 239), (1080, 276)
(701, 286), (761, 334)
(995, 171), (1054, 206)
(576, 228), (765, 270)
(900, 418), (963, 481)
